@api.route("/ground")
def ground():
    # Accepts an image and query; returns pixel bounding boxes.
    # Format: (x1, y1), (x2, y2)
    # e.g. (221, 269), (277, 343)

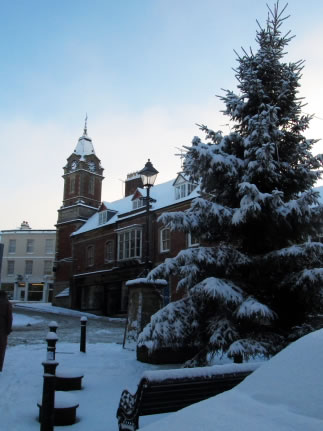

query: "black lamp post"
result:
(138, 159), (158, 274)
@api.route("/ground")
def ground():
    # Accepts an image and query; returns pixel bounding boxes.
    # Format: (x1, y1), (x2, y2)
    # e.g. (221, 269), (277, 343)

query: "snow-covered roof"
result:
(72, 183), (322, 237)
(74, 132), (95, 159)
(72, 178), (199, 236)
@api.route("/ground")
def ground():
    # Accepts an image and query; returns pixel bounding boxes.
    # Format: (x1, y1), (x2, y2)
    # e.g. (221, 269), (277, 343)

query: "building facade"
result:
(53, 126), (199, 315)
(0, 221), (56, 301)
(53, 122), (104, 307)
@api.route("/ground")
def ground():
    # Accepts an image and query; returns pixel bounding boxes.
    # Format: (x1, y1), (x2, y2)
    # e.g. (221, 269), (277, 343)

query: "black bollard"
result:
(39, 346), (58, 431)
(46, 332), (58, 361)
(80, 316), (87, 353)
(48, 321), (58, 333)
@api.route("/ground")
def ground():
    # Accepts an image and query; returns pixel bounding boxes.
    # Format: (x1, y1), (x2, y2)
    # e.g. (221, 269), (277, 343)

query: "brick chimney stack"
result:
(124, 172), (143, 197)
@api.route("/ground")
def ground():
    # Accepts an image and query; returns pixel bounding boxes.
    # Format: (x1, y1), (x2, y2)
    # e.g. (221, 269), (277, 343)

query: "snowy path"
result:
(1, 304), (173, 431)
(2, 341), (172, 431)
(10, 303), (126, 346)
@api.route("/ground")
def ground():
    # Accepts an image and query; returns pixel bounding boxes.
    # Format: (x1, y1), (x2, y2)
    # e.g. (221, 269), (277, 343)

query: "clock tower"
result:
(53, 119), (104, 305)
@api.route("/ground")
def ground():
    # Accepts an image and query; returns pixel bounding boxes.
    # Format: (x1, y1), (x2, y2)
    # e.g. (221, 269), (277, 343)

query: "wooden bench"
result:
(116, 362), (260, 431)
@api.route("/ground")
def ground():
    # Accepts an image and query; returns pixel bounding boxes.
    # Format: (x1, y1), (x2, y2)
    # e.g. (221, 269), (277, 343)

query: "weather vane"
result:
(174, 147), (186, 170)
(84, 113), (88, 135)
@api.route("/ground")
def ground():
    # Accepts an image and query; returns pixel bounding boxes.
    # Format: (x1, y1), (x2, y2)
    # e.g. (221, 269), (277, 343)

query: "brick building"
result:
(53, 125), (199, 315)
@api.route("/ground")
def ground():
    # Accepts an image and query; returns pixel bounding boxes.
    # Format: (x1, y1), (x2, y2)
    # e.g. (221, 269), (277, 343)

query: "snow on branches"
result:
(138, 2), (323, 366)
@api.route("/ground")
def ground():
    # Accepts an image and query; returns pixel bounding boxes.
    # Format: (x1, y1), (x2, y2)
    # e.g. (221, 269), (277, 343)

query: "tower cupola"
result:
(73, 116), (96, 159)
(60, 117), (104, 210)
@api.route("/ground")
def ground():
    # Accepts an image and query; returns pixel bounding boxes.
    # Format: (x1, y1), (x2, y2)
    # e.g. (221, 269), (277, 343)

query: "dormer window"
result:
(173, 174), (196, 200)
(99, 210), (109, 225)
(98, 208), (117, 226)
(133, 197), (145, 210)
(175, 182), (195, 200)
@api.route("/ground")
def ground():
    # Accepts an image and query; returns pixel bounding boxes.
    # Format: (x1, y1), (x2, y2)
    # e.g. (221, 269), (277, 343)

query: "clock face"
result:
(88, 161), (96, 172)
(71, 161), (78, 170)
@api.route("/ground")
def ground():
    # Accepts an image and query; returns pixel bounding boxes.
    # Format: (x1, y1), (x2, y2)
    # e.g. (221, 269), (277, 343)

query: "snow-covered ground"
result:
(1, 303), (323, 430)
(141, 329), (323, 431)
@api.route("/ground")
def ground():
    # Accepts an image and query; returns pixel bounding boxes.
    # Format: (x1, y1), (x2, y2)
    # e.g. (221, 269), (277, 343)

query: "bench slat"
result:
(117, 367), (257, 431)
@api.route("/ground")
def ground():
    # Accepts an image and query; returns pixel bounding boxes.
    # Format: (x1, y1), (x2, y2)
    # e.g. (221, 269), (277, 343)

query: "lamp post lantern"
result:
(138, 159), (158, 274)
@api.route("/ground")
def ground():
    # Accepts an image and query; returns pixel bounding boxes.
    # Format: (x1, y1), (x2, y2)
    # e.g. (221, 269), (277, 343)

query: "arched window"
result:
(70, 176), (75, 193)
(89, 177), (95, 195)
(105, 241), (114, 262)
(87, 245), (94, 266)
(160, 228), (171, 252)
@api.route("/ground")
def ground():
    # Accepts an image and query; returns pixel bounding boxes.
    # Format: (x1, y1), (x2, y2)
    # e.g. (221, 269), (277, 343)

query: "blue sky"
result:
(1, 0), (323, 229)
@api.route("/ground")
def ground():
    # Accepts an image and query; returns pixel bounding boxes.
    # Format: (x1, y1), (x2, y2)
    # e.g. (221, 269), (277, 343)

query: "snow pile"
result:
(2, 311), (323, 431)
(141, 329), (323, 431)
(13, 313), (44, 327)
(1, 341), (175, 431)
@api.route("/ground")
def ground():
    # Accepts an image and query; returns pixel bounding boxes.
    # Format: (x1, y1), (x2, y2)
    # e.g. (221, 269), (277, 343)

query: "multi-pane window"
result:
(7, 260), (15, 275)
(45, 239), (55, 254)
(8, 239), (16, 253)
(89, 177), (95, 195)
(175, 182), (196, 200)
(25, 260), (33, 275)
(87, 245), (94, 267)
(98, 209), (116, 226)
(188, 232), (199, 247)
(26, 239), (34, 253)
(118, 229), (142, 260)
(160, 228), (171, 252)
(132, 198), (145, 210)
(105, 241), (114, 262)
(43, 260), (53, 275)
(99, 211), (108, 225)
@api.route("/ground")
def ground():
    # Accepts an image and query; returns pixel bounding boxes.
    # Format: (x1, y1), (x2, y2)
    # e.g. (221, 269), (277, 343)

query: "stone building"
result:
(0, 221), (56, 301)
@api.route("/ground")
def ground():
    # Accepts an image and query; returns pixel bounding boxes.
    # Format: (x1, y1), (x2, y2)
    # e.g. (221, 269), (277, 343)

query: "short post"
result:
(46, 332), (58, 361)
(80, 316), (87, 353)
(48, 321), (58, 333)
(40, 341), (58, 431)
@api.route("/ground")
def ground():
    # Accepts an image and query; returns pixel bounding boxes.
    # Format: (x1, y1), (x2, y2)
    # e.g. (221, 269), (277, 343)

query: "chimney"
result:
(124, 172), (143, 197)
(20, 221), (31, 230)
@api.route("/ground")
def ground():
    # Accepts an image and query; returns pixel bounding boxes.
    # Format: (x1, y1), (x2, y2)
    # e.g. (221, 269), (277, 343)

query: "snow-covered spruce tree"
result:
(137, 3), (323, 366)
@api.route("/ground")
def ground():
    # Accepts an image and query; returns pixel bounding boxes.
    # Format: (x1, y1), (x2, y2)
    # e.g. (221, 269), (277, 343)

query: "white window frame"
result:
(132, 198), (145, 210)
(45, 239), (54, 254)
(188, 232), (199, 247)
(7, 260), (15, 276)
(26, 239), (34, 253)
(105, 241), (114, 262)
(175, 182), (195, 200)
(8, 239), (16, 254)
(43, 260), (53, 275)
(117, 228), (142, 261)
(99, 210), (108, 225)
(25, 260), (33, 275)
(160, 228), (171, 252)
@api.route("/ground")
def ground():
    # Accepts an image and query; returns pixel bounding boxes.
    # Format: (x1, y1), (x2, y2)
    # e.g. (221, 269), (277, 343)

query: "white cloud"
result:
(0, 100), (226, 230)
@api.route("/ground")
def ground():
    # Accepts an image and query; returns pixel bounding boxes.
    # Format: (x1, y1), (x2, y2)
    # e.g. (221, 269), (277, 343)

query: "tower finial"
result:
(84, 113), (88, 135)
